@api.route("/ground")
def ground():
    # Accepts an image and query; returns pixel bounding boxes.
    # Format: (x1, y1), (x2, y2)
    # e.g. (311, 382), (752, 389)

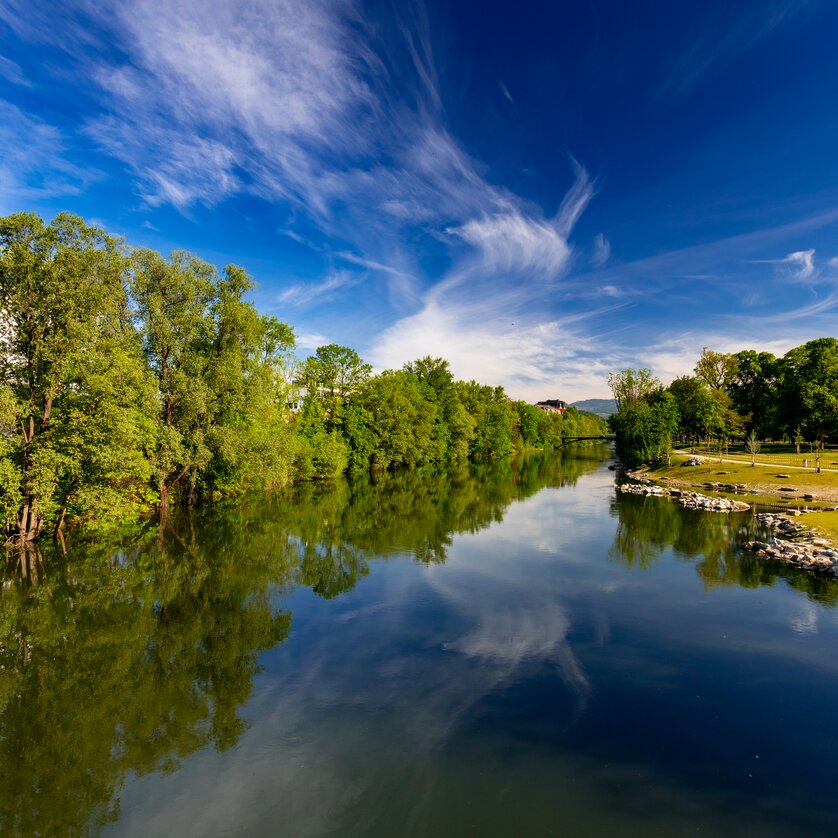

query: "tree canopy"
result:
(608, 339), (838, 465)
(0, 212), (607, 542)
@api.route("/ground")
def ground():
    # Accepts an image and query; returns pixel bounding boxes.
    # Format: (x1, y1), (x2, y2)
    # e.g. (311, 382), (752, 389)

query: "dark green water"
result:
(3, 446), (838, 836)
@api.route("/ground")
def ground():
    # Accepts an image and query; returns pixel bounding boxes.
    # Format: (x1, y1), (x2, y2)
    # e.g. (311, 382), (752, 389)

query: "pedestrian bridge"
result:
(559, 434), (615, 443)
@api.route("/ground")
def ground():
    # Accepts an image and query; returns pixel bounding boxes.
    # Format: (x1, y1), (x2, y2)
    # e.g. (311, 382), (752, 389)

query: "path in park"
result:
(671, 450), (838, 474)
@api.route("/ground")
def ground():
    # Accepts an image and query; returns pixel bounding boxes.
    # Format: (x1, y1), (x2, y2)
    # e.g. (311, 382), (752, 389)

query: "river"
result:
(2, 445), (838, 836)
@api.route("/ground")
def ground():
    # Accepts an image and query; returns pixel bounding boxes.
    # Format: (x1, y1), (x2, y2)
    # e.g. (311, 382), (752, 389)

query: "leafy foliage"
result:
(609, 338), (838, 463)
(0, 212), (608, 540)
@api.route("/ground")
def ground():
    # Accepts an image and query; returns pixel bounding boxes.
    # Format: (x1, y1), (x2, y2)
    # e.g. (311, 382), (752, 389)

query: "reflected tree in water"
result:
(0, 446), (606, 834)
(0, 527), (293, 835)
(609, 492), (838, 605)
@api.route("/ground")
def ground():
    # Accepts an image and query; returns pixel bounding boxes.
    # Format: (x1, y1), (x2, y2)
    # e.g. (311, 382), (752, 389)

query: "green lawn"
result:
(641, 454), (838, 543)
(800, 510), (838, 542)
(676, 442), (838, 470)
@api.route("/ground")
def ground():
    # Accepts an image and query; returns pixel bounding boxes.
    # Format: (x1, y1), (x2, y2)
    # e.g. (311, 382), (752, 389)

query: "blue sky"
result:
(2, 0), (838, 399)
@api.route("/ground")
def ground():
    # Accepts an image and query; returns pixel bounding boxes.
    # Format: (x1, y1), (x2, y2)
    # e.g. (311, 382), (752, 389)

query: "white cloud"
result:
(591, 232), (611, 267)
(660, 3), (807, 98)
(294, 330), (331, 350)
(447, 211), (571, 276)
(555, 159), (594, 237)
(370, 296), (623, 401)
(779, 248), (817, 281)
(746, 248), (820, 282)
(828, 256), (838, 268)
(278, 270), (361, 307)
(0, 101), (93, 212)
(635, 332), (822, 387)
(0, 54), (30, 86)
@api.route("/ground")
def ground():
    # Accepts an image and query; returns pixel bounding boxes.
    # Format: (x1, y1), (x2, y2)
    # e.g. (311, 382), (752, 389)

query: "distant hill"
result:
(571, 398), (617, 417)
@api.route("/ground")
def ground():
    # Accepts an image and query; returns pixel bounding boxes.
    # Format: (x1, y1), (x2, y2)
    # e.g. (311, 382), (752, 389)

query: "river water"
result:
(3, 446), (838, 836)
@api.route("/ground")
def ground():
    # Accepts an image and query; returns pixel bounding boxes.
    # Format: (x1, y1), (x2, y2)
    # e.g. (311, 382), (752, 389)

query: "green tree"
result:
(404, 356), (473, 460)
(730, 350), (778, 437)
(454, 381), (515, 460)
(667, 376), (718, 445)
(132, 251), (297, 514)
(778, 338), (838, 443)
(608, 388), (679, 467)
(345, 370), (440, 470)
(0, 213), (157, 542)
(131, 249), (217, 516)
(607, 368), (659, 411)
(694, 347), (738, 391)
(296, 344), (371, 431)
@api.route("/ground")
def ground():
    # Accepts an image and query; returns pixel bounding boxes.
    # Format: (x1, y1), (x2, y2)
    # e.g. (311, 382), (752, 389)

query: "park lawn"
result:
(678, 443), (838, 470)
(645, 455), (838, 503)
(801, 510), (838, 542)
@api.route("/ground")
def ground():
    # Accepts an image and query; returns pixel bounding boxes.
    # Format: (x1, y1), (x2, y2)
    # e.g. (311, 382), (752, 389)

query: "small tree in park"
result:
(745, 430), (761, 467)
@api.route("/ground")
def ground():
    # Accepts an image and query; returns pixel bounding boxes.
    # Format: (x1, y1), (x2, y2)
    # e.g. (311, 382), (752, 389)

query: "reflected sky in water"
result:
(3, 448), (838, 836)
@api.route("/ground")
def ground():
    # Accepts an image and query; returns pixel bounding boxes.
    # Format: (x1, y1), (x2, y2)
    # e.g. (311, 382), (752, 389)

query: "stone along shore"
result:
(618, 480), (838, 576)
(743, 513), (838, 576)
(617, 482), (750, 512)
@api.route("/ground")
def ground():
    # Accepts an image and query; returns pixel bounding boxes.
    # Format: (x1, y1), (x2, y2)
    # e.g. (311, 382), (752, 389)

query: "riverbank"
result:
(623, 453), (838, 573)
(743, 513), (838, 576)
(639, 455), (838, 502)
(618, 481), (750, 512)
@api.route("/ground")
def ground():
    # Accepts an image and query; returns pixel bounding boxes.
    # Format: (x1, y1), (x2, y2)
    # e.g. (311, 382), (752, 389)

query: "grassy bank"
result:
(647, 455), (838, 500)
(678, 442), (838, 471)
(637, 453), (838, 541)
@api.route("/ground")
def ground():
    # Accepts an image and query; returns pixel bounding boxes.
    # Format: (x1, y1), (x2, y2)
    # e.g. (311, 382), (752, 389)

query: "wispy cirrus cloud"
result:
(777, 249), (818, 281)
(591, 233), (611, 267)
(660, 1), (809, 98)
(8, 0), (834, 402)
(0, 55), (30, 86)
(749, 248), (820, 282)
(278, 270), (362, 308)
(446, 211), (572, 276)
(31, 0), (599, 391)
(0, 101), (94, 211)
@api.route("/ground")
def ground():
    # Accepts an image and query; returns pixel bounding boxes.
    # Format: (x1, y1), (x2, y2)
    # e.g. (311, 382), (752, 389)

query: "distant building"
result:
(535, 399), (567, 415)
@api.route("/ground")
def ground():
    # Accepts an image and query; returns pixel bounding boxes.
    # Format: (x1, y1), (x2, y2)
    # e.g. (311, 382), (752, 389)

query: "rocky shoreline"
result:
(618, 479), (838, 576)
(618, 481), (750, 512)
(743, 513), (838, 576)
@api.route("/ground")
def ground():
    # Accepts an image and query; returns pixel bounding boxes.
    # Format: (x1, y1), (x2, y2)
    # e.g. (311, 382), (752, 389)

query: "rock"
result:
(682, 457), (703, 466)
(776, 473), (791, 478)
(778, 487), (797, 492)
(745, 513), (838, 576)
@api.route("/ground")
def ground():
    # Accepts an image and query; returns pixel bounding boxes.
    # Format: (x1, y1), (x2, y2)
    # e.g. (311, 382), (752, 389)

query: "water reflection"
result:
(0, 448), (604, 835)
(5, 445), (838, 836)
(609, 491), (838, 604)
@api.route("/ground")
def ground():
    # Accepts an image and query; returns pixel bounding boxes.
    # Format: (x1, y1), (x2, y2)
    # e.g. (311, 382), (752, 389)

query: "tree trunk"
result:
(17, 496), (42, 542)
(159, 480), (170, 535)
(53, 506), (67, 551)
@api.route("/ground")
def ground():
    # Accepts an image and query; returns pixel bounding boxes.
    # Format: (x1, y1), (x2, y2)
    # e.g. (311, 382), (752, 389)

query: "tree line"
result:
(0, 212), (606, 542)
(608, 341), (838, 466)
